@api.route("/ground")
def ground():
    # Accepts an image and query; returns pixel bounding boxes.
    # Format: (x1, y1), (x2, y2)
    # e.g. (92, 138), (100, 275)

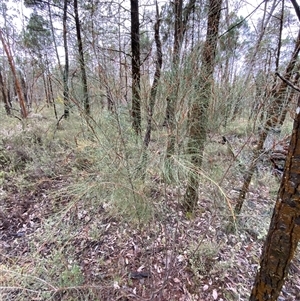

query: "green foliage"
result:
(23, 12), (51, 54)
(219, 13), (249, 55)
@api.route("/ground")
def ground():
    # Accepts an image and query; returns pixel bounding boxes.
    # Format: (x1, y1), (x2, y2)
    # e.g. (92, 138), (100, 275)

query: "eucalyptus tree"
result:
(0, 0), (28, 117)
(164, 0), (196, 162)
(249, 2), (300, 298)
(23, 0), (70, 118)
(235, 2), (300, 215)
(250, 77), (300, 301)
(62, 0), (70, 118)
(183, 0), (222, 211)
(0, 28), (28, 117)
(216, 11), (250, 125)
(74, 0), (90, 116)
(0, 1), (12, 114)
(131, 0), (141, 135)
(0, 66), (11, 115)
(23, 12), (54, 107)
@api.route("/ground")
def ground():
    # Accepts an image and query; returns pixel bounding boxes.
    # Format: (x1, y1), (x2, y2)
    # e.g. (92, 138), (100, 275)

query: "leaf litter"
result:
(0, 130), (299, 301)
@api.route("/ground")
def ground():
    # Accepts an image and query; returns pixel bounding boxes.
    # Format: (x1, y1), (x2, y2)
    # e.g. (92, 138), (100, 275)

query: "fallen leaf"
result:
(212, 289), (218, 300)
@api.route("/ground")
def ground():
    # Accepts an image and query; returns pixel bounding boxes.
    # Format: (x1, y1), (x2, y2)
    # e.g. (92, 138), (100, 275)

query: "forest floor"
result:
(0, 105), (300, 301)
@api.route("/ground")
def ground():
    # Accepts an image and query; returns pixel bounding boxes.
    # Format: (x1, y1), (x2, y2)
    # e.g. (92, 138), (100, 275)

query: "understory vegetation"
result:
(0, 102), (299, 301)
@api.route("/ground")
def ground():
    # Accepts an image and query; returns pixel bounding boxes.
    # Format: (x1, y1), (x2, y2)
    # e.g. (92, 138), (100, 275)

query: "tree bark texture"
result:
(183, 0), (222, 211)
(249, 94), (300, 300)
(131, 0), (141, 135)
(0, 29), (27, 118)
(74, 0), (90, 116)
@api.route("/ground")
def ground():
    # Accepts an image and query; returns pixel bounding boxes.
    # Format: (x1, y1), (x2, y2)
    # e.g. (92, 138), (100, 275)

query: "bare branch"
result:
(275, 72), (300, 93)
(291, 0), (300, 23)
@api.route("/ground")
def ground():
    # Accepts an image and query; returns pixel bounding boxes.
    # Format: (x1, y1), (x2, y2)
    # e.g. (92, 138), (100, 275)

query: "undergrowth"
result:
(0, 104), (297, 301)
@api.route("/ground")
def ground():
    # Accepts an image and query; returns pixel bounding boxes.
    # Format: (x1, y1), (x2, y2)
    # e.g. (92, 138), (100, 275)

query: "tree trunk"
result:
(249, 92), (300, 300)
(164, 0), (196, 127)
(0, 66), (11, 115)
(164, 0), (183, 166)
(183, 0), (222, 211)
(0, 28), (27, 118)
(164, 0), (196, 181)
(143, 2), (162, 149)
(74, 0), (90, 116)
(137, 1), (162, 180)
(48, 1), (62, 75)
(131, 0), (141, 135)
(63, 0), (70, 119)
(243, 0), (279, 87)
(235, 29), (300, 215)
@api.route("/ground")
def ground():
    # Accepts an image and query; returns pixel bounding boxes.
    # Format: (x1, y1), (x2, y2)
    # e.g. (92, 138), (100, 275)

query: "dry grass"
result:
(0, 104), (299, 301)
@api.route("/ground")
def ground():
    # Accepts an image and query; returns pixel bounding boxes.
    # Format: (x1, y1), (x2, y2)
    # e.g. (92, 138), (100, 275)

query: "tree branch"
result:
(291, 0), (300, 23)
(275, 72), (300, 93)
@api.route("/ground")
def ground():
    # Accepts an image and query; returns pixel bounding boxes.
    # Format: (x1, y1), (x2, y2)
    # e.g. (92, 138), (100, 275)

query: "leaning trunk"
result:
(249, 92), (300, 300)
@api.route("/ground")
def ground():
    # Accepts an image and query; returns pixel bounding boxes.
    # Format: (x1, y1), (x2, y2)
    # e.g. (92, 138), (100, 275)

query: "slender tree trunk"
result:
(244, 0), (279, 86)
(278, 71), (300, 126)
(249, 91), (300, 300)
(63, 0), (70, 119)
(0, 66), (10, 115)
(48, 1), (62, 74)
(183, 0), (222, 212)
(164, 0), (197, 181)
(164, 0), (184, 169)
(131, 0), (141, 135)
(74, 0), (90, 116)
(40, 56), (50, 107)
(47, 66), (58, 120)
(291, 0), (300, 22)
(235, 29), (300, 215)
(164, 0), (196, 127)
(136, 2), (162, 179)
(0, 28), (27, 118)
(143, 3), (162, 149)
